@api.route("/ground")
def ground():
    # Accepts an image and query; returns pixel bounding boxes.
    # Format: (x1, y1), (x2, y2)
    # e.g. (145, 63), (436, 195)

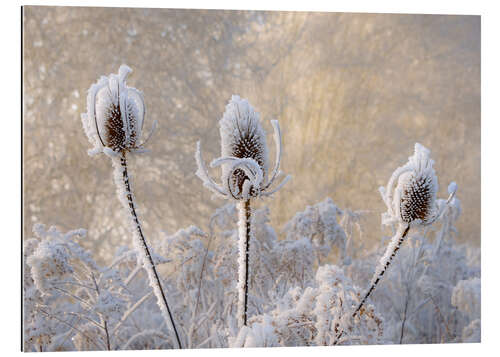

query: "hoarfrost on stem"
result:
(110, 156), (181, 348)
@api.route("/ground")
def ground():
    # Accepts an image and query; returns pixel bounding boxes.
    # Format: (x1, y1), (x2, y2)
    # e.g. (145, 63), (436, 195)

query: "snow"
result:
(233, 264), (383, 347)
(27, 231), (75, 294)
(283, 198), (348, 264)
(194, 141), (226, 198)
(370, 223), (409, 290)
(212, 156), (264, 199)
(94, 289), (126, 320)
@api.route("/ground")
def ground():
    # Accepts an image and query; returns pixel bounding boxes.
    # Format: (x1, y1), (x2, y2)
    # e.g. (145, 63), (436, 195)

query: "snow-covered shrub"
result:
(23, 222), (191, 351)
(283, 198), (348, 265)
(460, 319), (481, 343)
(231, 265), (383, 347)
(452, 278), (480, 319)
(452, 277), (481, 342)
(24, 224), (125, 351)
(24, 189), (479, 350)
(24, 135), (479, 350)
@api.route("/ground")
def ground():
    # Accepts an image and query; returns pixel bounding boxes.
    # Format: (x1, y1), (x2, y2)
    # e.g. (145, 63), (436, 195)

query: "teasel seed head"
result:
(196, 95), (291, 200)
(399, 169), (437, 224)
(81, 64), (156, 157)
(380, 143), (440, 226)
(219, 96), (269, 198)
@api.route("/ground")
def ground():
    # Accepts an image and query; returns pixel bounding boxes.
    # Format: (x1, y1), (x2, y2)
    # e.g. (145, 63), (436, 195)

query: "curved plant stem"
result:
(353, 224), (410, 316)
(237, 199), (252, 327)
(399, 288), (410, 344)
(194, 231), (213, 316)
(335, 224), (410, 344)
(114, 153), (182, 349)
(38, 308), (105, 350)
(90, 272), (111, 350)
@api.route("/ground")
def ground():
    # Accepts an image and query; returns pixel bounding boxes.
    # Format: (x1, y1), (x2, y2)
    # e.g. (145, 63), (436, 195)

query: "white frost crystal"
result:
(27, 224), (94, 295)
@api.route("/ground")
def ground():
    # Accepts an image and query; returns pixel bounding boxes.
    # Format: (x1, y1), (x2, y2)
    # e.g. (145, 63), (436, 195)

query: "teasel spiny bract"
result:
(81, 65), (182, 349)
(195, 95), (291, 328)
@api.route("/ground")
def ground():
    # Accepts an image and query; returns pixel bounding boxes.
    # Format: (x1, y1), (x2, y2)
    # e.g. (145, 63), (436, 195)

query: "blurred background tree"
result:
(23, 7), (480, 263)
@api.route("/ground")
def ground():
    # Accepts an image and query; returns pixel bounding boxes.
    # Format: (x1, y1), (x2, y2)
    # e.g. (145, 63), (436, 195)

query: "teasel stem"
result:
(113, 152), (182, 349)
(353, 223), (410, 316)
(237, 199), (252, 327)
(334, 224), (410, 345)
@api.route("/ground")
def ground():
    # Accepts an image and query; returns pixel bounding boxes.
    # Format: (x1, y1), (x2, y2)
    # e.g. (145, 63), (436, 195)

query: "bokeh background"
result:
(23, 6), (480, 263)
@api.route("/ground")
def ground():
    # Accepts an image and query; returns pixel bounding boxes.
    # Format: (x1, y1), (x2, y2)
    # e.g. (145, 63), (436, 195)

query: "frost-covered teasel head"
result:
(81, 64), (155, 156)
(219, 96), (269, 197)
(196, 95), (291, 200)
(380, 143), (456, 227)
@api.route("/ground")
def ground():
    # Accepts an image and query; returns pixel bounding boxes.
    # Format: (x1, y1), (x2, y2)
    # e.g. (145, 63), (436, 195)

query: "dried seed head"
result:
(195, 95), (290, 201)
(82, 65), (146, 155)
(380, 143), (438, 226)
(219, 95), (269, 198)
(398, 170), (436, 223)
